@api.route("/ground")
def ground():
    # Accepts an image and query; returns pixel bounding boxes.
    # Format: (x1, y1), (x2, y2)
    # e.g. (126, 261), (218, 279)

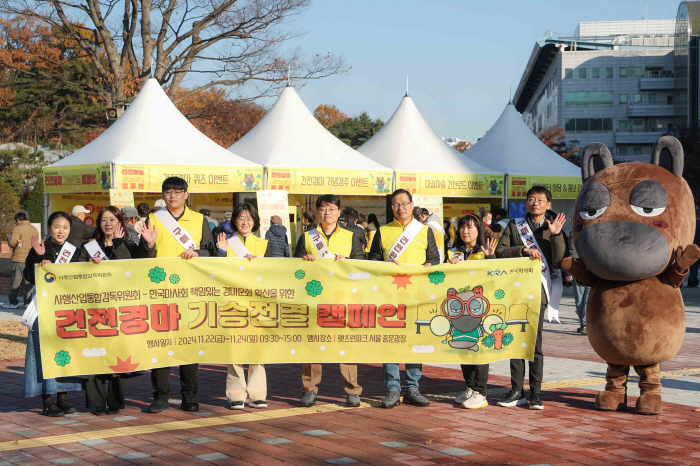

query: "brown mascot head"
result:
(572, 136), (695, 282)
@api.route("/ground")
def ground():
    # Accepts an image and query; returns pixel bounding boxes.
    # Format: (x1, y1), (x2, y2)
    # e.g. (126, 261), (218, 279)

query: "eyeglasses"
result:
(237, 216), (254, 224)
(526, 197), (548, 205)
(318, 207), (339, 214)
(164, 190), (186, 197)
(392, 202), (413, 210)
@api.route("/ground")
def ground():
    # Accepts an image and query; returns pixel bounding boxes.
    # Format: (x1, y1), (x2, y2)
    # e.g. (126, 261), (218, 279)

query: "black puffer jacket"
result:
(265, 224), (290, 257)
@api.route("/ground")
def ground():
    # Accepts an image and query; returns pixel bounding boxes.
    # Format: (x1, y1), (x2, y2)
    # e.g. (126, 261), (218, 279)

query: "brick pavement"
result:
(0, 289), (699, 465)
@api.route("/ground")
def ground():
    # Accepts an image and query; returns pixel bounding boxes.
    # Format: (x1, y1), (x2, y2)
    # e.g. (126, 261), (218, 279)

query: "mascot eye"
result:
(580, 207), (607, 220)
(631, 205), (665, 217)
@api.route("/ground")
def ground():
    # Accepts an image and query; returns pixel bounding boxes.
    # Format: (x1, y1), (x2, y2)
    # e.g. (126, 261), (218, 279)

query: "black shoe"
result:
(380, 391), (401, 409)
(107, 406), (120, 415)
(94, 407), (108, 416)
(300, 390), (316, 408)
(181, 400), (199, 412)
(497, 389), (527, 407)
(529, 392), (544, 410)
(403, 389), (429, 407)
(579, 326), (587, 335)
(147, 399), (170, 414)
(57, 402), (76, 415)
(42, 404), (64, 417)
(229, 400), (245, 410)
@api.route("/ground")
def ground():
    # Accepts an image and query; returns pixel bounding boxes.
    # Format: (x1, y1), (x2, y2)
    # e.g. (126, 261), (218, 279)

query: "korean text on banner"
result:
(413, 195), (443, 221)
(116, 165), (263, 193)
(257, 190), (291, 244)
(267, 168), (393, 195)
(396, 171), (503, 198)
(44, 165), (112, 193)
(37, 257), (541, 378)
(109, 189), (134, 209)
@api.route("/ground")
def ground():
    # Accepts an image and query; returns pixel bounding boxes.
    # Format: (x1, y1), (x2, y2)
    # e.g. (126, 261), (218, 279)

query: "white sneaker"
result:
(1, 303), (20, 309)
(461, 393), (488, 409)
(454, 387), (473, 404)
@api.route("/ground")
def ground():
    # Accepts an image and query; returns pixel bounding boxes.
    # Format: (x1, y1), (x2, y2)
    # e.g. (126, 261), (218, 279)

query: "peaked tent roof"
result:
(51, 78), (260, 168)
(228, 86), (390, 171)
(464, 103), (579, 177)
(357, 94), (499, 175)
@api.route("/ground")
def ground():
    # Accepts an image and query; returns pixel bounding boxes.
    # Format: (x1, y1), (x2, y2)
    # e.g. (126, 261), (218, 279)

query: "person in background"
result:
(481, 210), (498, 240)
(491, 208), (509, 234)
(199, 209), (218, 235)
(425, 212), (446, 263)
(4, 211), (39, 309)
(342, 207), (367, 252)
(365, 213), (380, 255)
(412, 206), (422, 221)
(358, 212), (367, 229)
(302, 211), (316, 232)
(265, 215), (290, 257)
(121, 206), (141, 244)
(567, 215), (589, 334)
(66, 205), (96, 248)
(688, 206), (700, 288)
(419, 208), (429, 223)
(134, 203), (151, 233)
(23, 211), (84, 417)
(151, 199), (166, 213)
(219, 212), (234, 239)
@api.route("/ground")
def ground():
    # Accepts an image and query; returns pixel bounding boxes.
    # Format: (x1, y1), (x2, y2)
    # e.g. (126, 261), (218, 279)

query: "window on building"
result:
(668, 95), (674, 104)
(589, 91), (602, 106)
(565, 118), (575, 131)
(603, 118), (613, 131)
(565, 68), (573, 79)
(590, 118), (603, 132)
(634, 67), (643, 77)
(606, 67), (613, 78)
(648, 118), (658, 130)
(649, 93), (657, 103)
(592, 67), (600, 78)
(633, 119), (643, 127)
(603, 92), (613, 107)
(579, 68), (586, 78)
(620, 67), (628, 77)
(619, 120), (628, 130)
(576, 119), (589, 131)
(619, 94), (628, 104)
(619, 146), (628, 156)
(565, 92), (575, 108)
(634, 93), (642, 103)
(576, 91), (588, 107)
(634, 146), (643, 156)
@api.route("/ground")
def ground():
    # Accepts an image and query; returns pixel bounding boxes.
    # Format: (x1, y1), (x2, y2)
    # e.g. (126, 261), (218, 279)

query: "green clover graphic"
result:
(494, 289), (505, 299)
(428, 271), (445, 285)
(54, 350), (71, 367)
(148, 266), (166, 283)
(482, 334), (495, 348)
(169, 274), (180, 284)
(305, 280), (323, 297)
(294, 270), (306, 280)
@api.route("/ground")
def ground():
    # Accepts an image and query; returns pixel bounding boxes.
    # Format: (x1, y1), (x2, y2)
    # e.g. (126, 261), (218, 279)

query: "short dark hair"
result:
(343, 207), (358, 223)
(494, 208), (508, 219)
(14, 211), (28, 221)
(412, 206), (422, 220)
(95, 206), (129, 244)
(391, 189), (412, 203)
(455, 214), (484, 250)
(162, 176), (188, 193)
(303, 211), (315, 223)
(199, 208), (211, 217)
(357, 212), (366, 224)
(481, 210), (492, 218)
(48, 211), (72, 228)
(231, 203), (261, 233)
(526, 185), (552, 203)
(137, 203), (151, 217)
(316, 194), (341, 210)
(421, 208), (429, 217)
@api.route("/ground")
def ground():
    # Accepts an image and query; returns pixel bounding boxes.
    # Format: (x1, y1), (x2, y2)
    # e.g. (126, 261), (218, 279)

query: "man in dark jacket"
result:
(265, 215), (290, 257)
(341, 207), (367, 253)
(67, 205), (96, 248)
(495, 186), (567, 411)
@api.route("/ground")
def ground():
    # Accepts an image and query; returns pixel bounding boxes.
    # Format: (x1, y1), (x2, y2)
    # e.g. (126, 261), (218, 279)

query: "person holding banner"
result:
(446, 214), (498, 410)
(138, 176), (216, 414)
(78, 207), (142, 415)
(368, 189), (440, 409)
(23, 211), (84, 417)
(215, 202), (271, 410)
(294, 194), (364, 408)
(495, 186), (567, 411)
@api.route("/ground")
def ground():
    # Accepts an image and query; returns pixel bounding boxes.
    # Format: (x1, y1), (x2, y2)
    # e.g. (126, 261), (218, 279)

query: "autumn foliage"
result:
(314, 104), (347, 128)
(539, 127), (580, 163)
(453, 141), (472, 153)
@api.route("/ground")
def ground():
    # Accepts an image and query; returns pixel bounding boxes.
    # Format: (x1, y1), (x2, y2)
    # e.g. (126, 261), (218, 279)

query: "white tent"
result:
(357, 93), (503, 198)
(229, 85), (393, 196)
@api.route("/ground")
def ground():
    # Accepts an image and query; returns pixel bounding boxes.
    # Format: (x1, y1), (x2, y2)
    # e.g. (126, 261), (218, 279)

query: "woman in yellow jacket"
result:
(216, 203), (272, 410)
(446, 214), (497, 410)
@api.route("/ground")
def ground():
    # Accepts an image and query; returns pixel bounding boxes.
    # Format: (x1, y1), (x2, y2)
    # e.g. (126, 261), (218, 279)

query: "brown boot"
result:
(595, 363), (628, 411)
(634, 364), (662, 415)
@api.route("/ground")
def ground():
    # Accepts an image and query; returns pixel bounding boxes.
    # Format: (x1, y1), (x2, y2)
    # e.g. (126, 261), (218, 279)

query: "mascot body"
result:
(563, 136), (700, 415)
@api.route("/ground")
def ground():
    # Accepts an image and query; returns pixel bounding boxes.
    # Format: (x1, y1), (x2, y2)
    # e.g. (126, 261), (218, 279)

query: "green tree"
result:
(0, 179), (20, 235)
(24, 172), (44, 226)
(0, 148), (45, 228)
(328, 112), (384, 149)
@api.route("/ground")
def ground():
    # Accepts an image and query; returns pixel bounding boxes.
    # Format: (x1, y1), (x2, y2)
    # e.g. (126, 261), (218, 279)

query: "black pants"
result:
(86, 375), (125, 409)
(510, 303), (546, 394)
(460, 364), (489, 395)
(151, 364), (198, 402)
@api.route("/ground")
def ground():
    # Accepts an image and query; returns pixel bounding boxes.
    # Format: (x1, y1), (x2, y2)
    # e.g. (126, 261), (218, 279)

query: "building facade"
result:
(514, 20), (676, 161)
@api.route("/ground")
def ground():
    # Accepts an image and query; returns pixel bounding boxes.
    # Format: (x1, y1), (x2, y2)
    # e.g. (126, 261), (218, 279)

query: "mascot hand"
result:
(675, 244), (700, 271)
(561, 257), (591, 284)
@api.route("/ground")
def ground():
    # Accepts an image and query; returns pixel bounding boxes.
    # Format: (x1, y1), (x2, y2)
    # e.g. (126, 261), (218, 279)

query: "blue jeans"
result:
(383, 363), (422, 391)
(573, 279), (590, 327)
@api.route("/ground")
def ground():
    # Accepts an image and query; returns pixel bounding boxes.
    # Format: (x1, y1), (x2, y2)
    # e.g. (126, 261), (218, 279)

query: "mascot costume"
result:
(562, 135), (700, 415)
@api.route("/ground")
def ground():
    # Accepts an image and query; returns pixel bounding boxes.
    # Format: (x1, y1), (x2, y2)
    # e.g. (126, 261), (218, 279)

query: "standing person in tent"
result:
(495, 186), (566, 411)
(138, 177), (216, 414)
(424, 212), (446, 263)
(23, 211), (84, 416)
(216, 203), (271, 409)
(79, 206), (142, 416)
(368, 189), (440, 409)
(294, 194), (365, 408)
(365, 213), (380, 255)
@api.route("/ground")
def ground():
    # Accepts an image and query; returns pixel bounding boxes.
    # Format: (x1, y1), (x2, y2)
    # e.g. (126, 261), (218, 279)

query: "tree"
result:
(328, 112), (383, 149)
(539, 127), (580, 164)
(1, 0), (348, 108)
(23, 172), (43, 224)
(314, 104), (347, 129)
(453, 141), (472, 153)
(0, 178), (19, 235)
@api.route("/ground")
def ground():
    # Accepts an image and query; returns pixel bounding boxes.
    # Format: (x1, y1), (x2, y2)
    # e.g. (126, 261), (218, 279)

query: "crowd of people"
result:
(6, 175), (580, 418)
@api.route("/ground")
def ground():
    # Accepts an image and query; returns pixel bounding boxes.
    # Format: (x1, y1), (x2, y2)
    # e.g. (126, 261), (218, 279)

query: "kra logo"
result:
(44, 273), (56, 283)
(487, 269), (508, 277)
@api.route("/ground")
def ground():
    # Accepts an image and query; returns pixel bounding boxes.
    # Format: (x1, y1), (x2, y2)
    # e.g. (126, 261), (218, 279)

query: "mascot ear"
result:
(650, 135), (684, 178)
(581, 143), (613, 182)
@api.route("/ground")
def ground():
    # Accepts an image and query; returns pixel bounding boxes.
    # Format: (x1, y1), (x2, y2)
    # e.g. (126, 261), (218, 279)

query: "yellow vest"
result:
(448, 247), (486, 261)
(226, 234), (268, 257)
(378, 219), (431, 265)
(304, 226), (354, 257)
(365, 229), (376, 254)
(149, 207), (204, 258)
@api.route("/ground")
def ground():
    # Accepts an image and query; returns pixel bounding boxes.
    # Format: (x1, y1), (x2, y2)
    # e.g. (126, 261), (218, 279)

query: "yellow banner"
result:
(509, 176), (582, 199)
(43, 164), (112, 193)
(51, 193), (163, 227)
(396, 172), (503, 198)
(267, 167), (393, 195)
(115, 164), (263, 193)
(444, 203), (492, 218)
(37, 258), (541, 378)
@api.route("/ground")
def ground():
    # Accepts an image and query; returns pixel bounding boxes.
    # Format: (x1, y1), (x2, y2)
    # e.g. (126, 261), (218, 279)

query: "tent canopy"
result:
(229, 85), (390, 171)
(464, 103), (579, 178)
(357, 93), (499, 175)
(51, 78), (260, 168)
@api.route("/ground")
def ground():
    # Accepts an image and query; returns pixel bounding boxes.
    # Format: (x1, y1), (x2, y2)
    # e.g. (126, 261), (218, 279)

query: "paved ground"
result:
(1, 287), (699, 465)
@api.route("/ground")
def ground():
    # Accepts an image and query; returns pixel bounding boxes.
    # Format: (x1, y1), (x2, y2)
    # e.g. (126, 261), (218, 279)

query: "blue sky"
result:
(253, 0), (681, 143)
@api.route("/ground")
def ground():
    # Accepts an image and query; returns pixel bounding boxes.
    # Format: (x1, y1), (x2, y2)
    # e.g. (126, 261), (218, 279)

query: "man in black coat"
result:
(66, 205), (96, 248)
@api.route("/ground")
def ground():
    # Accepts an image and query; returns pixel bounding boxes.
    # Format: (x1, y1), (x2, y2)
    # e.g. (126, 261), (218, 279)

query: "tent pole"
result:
(263, 167), (268, 190)
(44, 193), (51, 238)
(110, 162), (117, 189)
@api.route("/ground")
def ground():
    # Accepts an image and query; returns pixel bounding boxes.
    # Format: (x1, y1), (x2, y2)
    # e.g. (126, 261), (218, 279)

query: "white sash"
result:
(514, 217), (563, 323)
(227, 235), (252, 258)
(307, 229), (334, 259)
(386, 219), (424, 263)
(84, 240), (109, 261)
(155, 209), (196, 251)
(54, 242), (77, 264)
